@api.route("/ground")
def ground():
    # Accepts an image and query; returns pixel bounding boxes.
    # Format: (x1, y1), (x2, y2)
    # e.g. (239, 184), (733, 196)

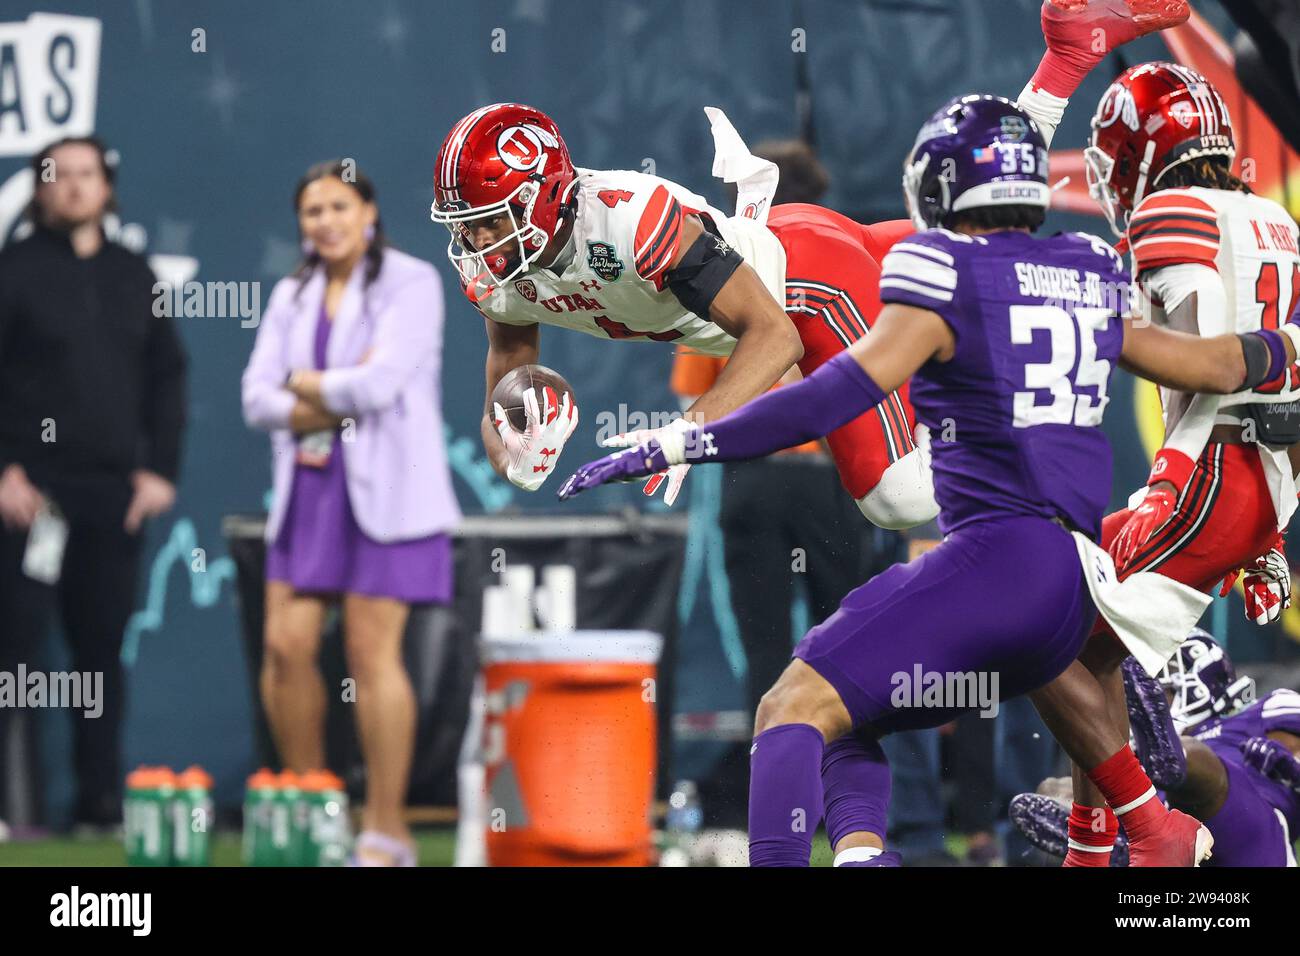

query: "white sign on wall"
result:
(0, 13), (101, 157)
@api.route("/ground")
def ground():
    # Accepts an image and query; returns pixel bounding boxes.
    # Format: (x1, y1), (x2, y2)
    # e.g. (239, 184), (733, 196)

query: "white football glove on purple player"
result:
(559, 422), (705, 501)
(599, 417), (697, 506)
(493, 387), (578, 492)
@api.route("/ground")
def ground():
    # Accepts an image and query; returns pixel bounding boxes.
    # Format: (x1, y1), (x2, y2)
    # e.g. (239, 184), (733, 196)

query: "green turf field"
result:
(0, 829), (459, 867)
(21, 831), (1285, 867)
(0, 829), (844, 866)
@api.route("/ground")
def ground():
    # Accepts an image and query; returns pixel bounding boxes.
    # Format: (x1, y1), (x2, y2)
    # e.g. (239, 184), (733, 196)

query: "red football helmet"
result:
(1085, 62), (1235, 236)
(430, 103), (578, 292)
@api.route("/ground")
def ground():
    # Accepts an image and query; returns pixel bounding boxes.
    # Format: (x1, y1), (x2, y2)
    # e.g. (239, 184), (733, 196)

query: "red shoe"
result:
(1033, 0), (1190, 97)
(1126, 808), (1213, 867)
(1044, 0), (1190, 46)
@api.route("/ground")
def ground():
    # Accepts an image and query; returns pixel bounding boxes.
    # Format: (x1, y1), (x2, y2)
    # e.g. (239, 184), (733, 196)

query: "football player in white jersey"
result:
(1033, 60), (1300, 866)
(429, 102), (939, 527)
(429, 2), (1196, 524)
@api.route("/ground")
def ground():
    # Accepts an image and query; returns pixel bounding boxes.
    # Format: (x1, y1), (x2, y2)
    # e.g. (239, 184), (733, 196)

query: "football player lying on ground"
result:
(557, 94), (1300, 867)
(1013, 630), (1300, 866)
(430, 0), (1190, 526)
(1031, 58), (1300, 867)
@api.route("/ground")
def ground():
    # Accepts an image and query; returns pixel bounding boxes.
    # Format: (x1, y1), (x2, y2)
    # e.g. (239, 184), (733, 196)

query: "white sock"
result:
(1016, 82), (1070, 149)
(833, 846), (883, 867)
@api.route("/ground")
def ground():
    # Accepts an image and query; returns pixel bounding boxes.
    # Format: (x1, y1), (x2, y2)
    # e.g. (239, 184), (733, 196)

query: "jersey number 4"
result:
(1010, 304), (1112, 428)
(594, 314), (682, 342)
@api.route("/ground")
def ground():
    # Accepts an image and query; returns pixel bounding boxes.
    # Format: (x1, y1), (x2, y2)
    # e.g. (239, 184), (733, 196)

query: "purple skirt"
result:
(266, 438), (452, 604)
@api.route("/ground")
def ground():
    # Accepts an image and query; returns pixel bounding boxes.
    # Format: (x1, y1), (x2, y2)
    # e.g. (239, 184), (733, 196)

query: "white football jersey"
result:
(472, 168), (787, 356)
(1132, 185), (1300, 528)
(1134, 185), (1300, 408)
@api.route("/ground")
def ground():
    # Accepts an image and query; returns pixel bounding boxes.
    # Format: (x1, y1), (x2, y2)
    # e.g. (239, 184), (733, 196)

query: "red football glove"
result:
(1110, 448), (1196, 573)
(1110, 485), (1177, 572)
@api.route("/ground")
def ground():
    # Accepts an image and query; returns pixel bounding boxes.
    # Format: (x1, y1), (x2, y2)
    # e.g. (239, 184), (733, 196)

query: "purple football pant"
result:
(794, 515), (1097, 733)
(1201, 756), (1298, 867)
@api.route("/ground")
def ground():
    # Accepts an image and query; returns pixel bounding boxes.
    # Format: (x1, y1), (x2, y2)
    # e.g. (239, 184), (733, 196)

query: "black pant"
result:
(947, 711), (999, 835)
(0, 471), (140, 826)
(699, 456), (904, 828)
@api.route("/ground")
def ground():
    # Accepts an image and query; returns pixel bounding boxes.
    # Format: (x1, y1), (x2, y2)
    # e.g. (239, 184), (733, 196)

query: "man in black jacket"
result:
(0, 136), (187, 829)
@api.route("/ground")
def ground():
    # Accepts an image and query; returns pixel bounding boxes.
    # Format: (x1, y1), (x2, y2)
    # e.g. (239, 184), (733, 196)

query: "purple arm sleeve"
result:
(686, 351), (887, 463)
(1254, 329), (1288, 385)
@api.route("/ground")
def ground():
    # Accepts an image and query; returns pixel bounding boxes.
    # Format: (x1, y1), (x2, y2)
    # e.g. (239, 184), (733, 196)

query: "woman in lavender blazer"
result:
(242, 160), (461, 866)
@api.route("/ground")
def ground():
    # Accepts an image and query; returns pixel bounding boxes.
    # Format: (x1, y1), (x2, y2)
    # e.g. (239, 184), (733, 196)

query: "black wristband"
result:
(1239, 331), (1284, 389)
(664, 227), (745, 320)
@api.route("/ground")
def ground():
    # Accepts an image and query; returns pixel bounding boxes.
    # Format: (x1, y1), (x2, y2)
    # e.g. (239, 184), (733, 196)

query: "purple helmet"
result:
(902, 94), (1050, 231)
(1157, 629), (1256, 733)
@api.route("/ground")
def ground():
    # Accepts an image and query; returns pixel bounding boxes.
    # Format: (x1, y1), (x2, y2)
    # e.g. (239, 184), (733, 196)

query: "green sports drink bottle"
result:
(125, 767), (175, 866)
(172, 766), (214, 866)
(271, 771), (303, 866)
(242, 768), (278, 866)
(301, 770), (351, 866)
(123, 767), (148, 865)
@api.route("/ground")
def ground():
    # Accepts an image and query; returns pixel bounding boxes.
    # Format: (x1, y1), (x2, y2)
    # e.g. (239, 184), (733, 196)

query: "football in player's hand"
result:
(491, 364), (576, 432)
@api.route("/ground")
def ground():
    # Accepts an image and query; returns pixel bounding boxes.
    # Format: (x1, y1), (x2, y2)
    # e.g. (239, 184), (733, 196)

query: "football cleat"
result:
(1043, 1), (1191, 62)
(1009, 793), (1131, 866)
(1122, 655), (1188, 790)
(1126, 808), (1213, 866)
(834, 849), (903, 867)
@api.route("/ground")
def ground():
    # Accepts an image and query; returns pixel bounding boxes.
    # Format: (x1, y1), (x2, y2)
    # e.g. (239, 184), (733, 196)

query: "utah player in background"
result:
(429, 102), (937, 528)
(1042, 61), (1300, 866)
(558, 94), (1300, 866)
(1015, 631), (1300, 866)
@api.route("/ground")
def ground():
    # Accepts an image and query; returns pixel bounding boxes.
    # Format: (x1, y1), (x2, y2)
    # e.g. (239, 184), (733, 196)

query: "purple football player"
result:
(1015, 630), (1300, 866)
(559, 95), (1300, 867)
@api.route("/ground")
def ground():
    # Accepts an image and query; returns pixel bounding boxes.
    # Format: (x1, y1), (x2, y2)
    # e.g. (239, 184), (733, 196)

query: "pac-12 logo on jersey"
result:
(586, 241), (625, 281)
(514, 279), (538, 302)
(496, 124), (559, 172)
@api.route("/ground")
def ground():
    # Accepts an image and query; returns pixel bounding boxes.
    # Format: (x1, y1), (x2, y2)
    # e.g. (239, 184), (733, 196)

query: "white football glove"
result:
(1242, 538), (1291, 625)
(600, 417), (696, 506)
(493, 387), (578, 492)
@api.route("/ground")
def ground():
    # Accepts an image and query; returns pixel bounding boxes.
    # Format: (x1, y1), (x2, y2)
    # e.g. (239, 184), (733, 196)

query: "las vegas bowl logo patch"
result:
(586, 241), (624, 281)
(514, 278), (538, 302)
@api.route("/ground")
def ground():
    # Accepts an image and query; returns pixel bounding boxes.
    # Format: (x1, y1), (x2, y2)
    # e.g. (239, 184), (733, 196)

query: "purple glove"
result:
(1240, 736), (1300, 790)
(557, 440), (671, 500)
(557, 352), (888, 501)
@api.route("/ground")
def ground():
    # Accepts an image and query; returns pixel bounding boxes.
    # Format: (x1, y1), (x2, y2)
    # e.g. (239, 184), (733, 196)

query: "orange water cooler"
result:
(480, 630), (662, 866)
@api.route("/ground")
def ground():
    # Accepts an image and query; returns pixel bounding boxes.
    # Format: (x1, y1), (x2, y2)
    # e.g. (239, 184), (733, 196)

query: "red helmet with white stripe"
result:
(1085, 62), (1235, 237)
(430, 103), (577, 291)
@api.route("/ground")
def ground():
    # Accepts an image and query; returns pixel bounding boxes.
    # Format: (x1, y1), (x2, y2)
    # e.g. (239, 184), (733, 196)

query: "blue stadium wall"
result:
(2, 0), (1289, 816)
